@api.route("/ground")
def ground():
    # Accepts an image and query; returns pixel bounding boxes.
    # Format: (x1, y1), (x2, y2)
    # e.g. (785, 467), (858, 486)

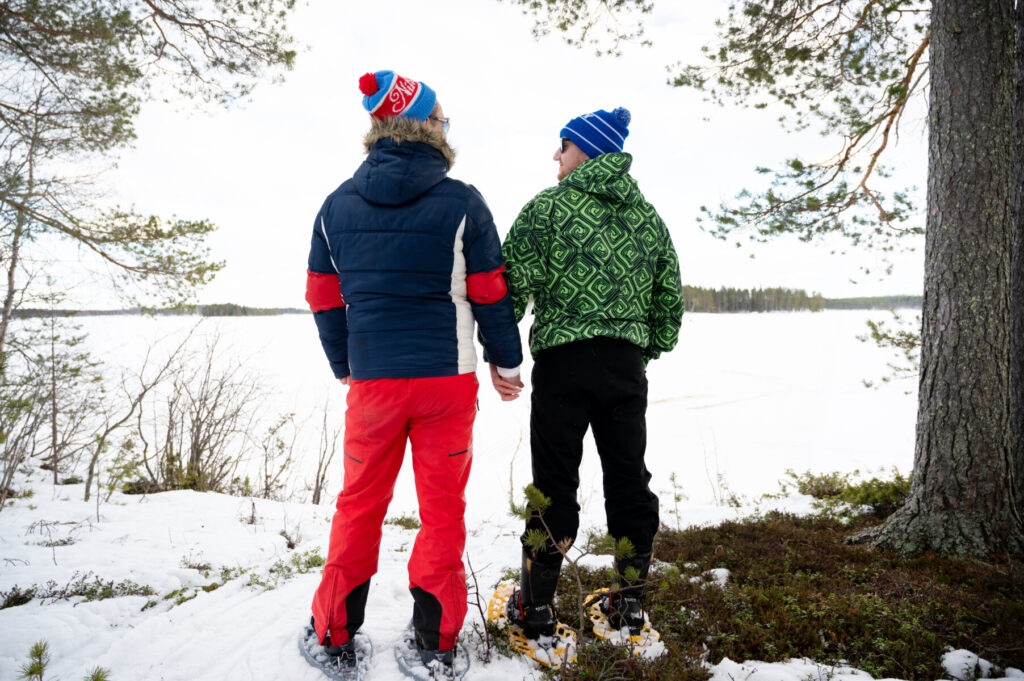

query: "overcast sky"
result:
(107, 0), (928, 308)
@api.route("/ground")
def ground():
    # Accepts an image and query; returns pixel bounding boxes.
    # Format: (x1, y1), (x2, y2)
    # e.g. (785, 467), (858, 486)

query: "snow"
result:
(691, 568), (731, 589)
(0, 480), (531, 680)
(943, 649), (995, 680)
(0, 311), (991, 680)
(708, 658), (877, 681)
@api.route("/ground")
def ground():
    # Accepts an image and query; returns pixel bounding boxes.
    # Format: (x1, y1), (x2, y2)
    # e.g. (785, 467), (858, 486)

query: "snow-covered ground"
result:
(4, 311), (1013, 680)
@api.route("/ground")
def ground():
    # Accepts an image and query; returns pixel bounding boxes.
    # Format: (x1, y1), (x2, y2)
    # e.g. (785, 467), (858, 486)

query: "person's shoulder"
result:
(322, 177), (358, 205)
(419, 177), (488, 211)
(431, 176), (476, 197)
(536, 184), (564, 200)
(631, 193), (672, 240)
(531, 184), (567, 215)
(433, 178), (492, 215)
(315, 179), (356, 220)
(516, 185), (562, 213)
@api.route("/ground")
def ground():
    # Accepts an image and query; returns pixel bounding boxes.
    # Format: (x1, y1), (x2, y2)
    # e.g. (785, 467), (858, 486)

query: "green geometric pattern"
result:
(502, 152), (684, 362)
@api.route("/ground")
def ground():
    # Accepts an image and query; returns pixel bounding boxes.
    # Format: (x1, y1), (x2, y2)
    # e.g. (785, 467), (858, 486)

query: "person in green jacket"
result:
(499, 106), (684, 642)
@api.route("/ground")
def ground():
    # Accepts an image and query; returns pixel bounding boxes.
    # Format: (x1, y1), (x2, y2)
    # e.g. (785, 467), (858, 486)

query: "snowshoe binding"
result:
(585, 588), (665, 658)
(299, 619), (373, 681)
(487, 581), (577, 667)
(393, 622), (470, 681)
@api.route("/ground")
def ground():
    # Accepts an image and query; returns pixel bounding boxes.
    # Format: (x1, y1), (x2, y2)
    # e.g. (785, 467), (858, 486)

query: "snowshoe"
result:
(585, 588), (664, 658)
(393, 622), (470, 681)
(299, 620), (373, 681)
(486, 580), (577, 667)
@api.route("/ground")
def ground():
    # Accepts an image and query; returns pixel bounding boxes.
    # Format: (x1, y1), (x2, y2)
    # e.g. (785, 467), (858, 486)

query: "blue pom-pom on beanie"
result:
(560, 107), (631, 157)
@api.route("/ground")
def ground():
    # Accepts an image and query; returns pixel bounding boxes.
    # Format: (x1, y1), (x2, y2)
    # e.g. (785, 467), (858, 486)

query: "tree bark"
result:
(872, 0), (1024, 557)
(1012, 0), (1024, 538)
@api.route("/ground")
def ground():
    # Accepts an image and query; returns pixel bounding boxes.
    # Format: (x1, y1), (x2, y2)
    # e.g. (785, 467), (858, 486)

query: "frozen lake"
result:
(0, 309), (925, 681)
(70, 310), (918, 514)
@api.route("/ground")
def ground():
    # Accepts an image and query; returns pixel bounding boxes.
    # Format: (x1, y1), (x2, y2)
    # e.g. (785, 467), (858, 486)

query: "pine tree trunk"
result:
(1012, 0), (1024, 538)
(872, 0), (1024, 557)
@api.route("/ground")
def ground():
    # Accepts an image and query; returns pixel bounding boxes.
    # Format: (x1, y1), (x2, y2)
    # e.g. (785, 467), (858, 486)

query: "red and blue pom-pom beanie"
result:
(560, 107), (631, 157)
(359, 70), (436, 121)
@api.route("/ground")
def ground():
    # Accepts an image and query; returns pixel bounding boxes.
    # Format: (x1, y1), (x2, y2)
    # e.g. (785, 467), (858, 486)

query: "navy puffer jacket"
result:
(305, 138), (522, 380)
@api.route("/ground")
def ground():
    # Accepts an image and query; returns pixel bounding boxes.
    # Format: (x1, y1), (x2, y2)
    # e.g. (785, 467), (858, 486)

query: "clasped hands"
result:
(489, 363), (523, 401)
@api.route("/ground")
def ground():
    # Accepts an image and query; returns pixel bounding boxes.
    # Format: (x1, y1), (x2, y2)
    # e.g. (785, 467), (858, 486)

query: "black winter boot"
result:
(603, 552), (652, 634)
(614, 552), (651, 596)
(521, 549), (562, 607)
(507, 591), (557, 640)
(507, 550), (562, 639)
(415, 631), (456, 670)
(313, 616), (357, 662)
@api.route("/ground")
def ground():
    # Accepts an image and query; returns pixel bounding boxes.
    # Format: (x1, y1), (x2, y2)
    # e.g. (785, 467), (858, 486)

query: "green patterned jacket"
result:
(502, 152), (684, 362)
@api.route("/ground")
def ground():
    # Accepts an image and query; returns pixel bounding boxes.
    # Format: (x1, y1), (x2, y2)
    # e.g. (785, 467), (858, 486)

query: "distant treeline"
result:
(13, 292), (924, 318)
(683, 286), (826, 313)
(196, 303), (305, 316)
(824, 296), (923, 310)
(12, 308), (145, 318)
(13, 304), (305, 318)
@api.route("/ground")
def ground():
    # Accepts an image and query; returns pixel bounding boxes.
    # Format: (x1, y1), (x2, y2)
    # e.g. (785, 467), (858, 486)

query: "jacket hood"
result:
(354, 139), (448, 205)
(561, 152), (640, 205)
(353, 117), (456, 205)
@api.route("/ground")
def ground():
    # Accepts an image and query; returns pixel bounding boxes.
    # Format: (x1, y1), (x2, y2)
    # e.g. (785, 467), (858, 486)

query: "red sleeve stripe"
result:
(466, 266), (508, 305)
(306, 269), (345, 312)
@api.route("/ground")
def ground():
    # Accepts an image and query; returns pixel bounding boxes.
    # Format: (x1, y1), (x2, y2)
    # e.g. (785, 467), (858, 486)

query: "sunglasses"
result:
(429, 115), (450, 133)
(560, 137), (571, 153)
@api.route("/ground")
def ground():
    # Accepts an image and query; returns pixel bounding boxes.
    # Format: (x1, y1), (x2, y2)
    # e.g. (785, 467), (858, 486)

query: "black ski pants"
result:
(523, 337), (659, 564)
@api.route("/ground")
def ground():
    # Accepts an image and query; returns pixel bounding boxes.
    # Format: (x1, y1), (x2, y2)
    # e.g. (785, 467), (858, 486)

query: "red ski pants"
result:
(311, 372), (477, 651)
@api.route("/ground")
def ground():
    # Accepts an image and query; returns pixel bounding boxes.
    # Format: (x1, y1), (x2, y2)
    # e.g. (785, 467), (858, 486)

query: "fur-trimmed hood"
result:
(363, 117), (456, 169)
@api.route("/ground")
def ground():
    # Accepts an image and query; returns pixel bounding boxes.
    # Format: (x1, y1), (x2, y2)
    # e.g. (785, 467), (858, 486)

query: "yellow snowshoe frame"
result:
(487, 581), (577, 667)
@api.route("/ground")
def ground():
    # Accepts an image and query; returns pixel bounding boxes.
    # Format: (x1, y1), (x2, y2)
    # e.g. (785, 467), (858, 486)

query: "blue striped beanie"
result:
(560, 107), (631, 157)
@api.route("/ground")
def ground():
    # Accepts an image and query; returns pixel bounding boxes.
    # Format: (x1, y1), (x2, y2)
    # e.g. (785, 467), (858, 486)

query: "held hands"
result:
(489, 363), (524, 401)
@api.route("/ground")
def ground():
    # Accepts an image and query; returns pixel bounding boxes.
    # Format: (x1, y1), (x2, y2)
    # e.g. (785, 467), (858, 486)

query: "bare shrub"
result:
(127, 333), (261, 494)
(254, 413), (299, 500)
(308, 400), (341, 505)
(83, 330), (196, 503)
(0, 372), (45, 510)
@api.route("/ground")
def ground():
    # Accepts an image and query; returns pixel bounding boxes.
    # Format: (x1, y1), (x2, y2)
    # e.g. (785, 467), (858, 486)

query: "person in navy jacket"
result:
(303, 70), (523, 675)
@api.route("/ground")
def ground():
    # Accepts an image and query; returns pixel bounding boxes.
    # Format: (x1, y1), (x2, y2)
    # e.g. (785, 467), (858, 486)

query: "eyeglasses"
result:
(429, 115), (450, 133)
(560, 137), (571, 153)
